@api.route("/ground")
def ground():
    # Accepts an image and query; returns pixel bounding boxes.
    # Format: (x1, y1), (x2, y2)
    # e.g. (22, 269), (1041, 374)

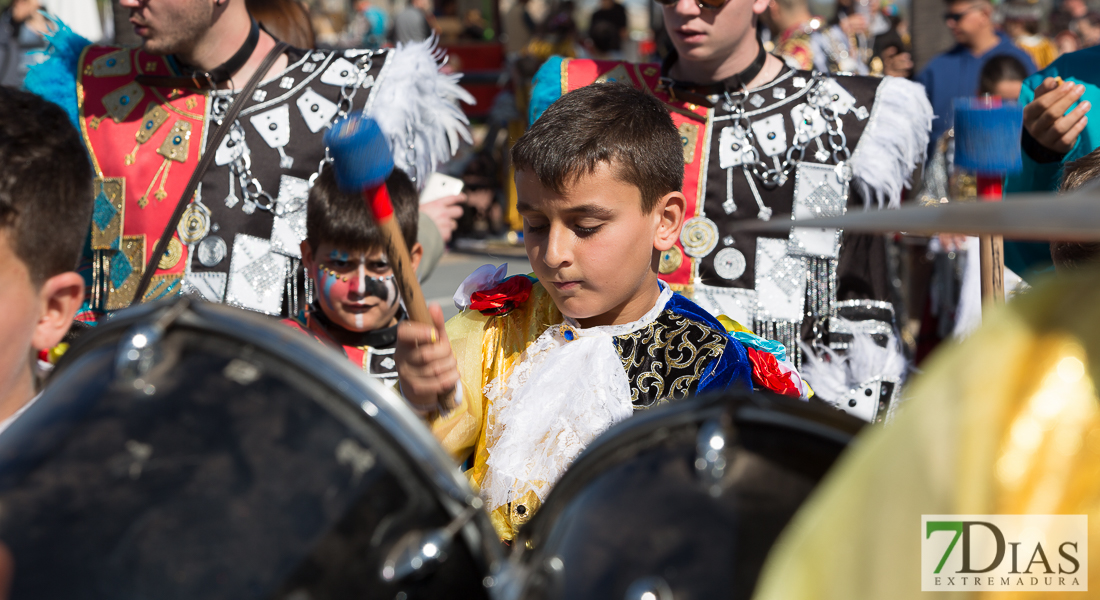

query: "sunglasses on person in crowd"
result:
(944, 5), (979, 23)
(653, 0), (729, 11)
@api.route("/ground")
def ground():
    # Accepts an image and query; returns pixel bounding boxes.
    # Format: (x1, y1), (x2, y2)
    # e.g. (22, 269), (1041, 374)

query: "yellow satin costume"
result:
(752, 268), (1100, 599)
(431, 282), (562, 541)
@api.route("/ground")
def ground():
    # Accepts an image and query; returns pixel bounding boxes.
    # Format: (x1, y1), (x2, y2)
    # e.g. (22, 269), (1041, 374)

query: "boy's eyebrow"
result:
(515, 201), (614, 218)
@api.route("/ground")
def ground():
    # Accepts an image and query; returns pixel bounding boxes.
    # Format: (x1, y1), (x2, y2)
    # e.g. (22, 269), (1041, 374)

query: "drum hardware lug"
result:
(115, 298), (191, 389)
(380, 504), (479, 583)
(695, 417), (734, 498)
(625, 575), (674, 600)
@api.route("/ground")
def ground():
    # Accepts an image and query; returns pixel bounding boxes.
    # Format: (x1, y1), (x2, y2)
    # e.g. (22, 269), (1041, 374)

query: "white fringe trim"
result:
(849, 76), (934, 209)
(798, 319), (907, 405)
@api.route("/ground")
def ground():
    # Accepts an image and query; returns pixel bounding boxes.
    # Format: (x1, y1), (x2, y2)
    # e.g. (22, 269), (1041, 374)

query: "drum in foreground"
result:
(512, 391), (864, 600)
(0, 298), (505, 600)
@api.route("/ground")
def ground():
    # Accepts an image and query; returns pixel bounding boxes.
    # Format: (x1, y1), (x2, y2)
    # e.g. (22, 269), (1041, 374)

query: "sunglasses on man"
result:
(653, 0), (730, 11)
(944, 5), (980, 23)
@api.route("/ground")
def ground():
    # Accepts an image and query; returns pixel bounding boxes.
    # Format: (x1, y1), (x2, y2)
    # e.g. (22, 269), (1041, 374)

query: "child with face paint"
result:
(283, 166), (423, 387)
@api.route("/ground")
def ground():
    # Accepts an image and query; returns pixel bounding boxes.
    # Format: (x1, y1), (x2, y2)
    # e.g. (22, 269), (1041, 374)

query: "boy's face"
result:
(302, 243), (406, 333)
(0, 230), (83, 416)
(0, 230), (40, 407)
(517, 164), (684, 328)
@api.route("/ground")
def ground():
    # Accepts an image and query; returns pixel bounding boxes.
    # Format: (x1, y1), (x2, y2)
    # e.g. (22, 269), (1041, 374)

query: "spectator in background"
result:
(1002, 0), (1058, 68)
(245, 0), (315, 48)
(1003, 40), (1100, 280)
(1051, 0), (1090, 37)
(461, 9), (487, 41)
(39, 0), (101, 42)
(870, 18), (913, 77)
(356, 0), (389, 48)
(394, 0), (438, 44)
(811, 0), (873, 74)
(503, 0), (535, 56)
(763, 0), (820, 71)
(0, 0), (49, 88)
(583, 20), (620, 59)
(1055, 28), (1081, 53)
(916, 0), (1035, 156)
(588, 0), (627, 56)
(1073, 13), (1100, 47)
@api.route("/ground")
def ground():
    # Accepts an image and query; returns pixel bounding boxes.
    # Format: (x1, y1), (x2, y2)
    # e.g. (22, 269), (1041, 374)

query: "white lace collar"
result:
(561, 281), (673, 339)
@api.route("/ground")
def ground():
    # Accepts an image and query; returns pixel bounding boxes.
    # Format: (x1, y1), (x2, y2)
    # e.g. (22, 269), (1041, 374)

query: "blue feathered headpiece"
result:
(24, 16), (93, 130)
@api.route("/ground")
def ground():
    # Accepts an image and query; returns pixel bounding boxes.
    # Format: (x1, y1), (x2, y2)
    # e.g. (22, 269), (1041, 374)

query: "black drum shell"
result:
(0, 299), (501, 600)
(513, 391), (864, 600)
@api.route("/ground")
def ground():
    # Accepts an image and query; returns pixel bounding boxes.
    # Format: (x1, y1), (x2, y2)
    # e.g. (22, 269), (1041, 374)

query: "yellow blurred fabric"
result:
(753, 268), (1100, 599)
(430, 281), (562, 540)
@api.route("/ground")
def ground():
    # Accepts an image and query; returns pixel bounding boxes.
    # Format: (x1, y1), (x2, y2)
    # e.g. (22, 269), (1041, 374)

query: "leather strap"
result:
(660, 43), (769, 108)
(133, 40), (290, 304)
(136, 19), (261, 90)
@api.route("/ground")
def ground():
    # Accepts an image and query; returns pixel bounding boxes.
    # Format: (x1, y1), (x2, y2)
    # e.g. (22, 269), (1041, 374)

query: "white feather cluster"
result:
(367, 36), (475, 188)
(798, 319), (907, 405)
(850, 76), (934, 209)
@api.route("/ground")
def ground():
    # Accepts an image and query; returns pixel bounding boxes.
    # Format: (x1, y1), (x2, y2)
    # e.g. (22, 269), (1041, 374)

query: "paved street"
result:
(421, 250), (533, 321)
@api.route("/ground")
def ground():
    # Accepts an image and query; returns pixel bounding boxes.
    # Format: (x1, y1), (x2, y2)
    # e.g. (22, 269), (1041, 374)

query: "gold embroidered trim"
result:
(76, 45), (103, 177)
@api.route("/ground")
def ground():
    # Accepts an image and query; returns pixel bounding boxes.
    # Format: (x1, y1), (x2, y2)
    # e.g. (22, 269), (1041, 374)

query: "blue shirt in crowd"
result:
(916, 34), (1036, 156)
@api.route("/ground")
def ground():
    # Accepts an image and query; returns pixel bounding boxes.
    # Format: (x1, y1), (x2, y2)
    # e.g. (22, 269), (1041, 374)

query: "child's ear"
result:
(653, 191), (686, 252)
(300, 241), (315, 269)
(409, 242), (424, 273)
(31, 272), (84, 352)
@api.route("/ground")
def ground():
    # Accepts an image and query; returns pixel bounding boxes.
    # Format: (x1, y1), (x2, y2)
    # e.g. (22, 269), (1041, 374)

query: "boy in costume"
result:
(525, 0), (932, 423)
(0, 88), (93, 433)
(283, 166), (421, 386)
(397, 83), (806, 540)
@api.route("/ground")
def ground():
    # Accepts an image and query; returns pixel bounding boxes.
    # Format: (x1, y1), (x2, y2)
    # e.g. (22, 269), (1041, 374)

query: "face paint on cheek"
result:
(355, 258), (367, 329)
(316, 265), (339, 314)
(362, 275), (399, 309)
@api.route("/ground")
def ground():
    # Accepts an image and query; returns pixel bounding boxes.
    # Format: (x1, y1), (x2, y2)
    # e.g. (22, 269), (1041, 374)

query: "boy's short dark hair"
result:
(978, 55), (1029, 96)
(306, 164), (419, 253)
(511, 82), (683, 213)
(1052, 148), (1100, 271)
(0, 87), (94, 285)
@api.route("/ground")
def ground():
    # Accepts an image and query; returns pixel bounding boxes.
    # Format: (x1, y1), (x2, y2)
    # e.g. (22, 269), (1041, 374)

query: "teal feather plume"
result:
(24, 17), (93, 130)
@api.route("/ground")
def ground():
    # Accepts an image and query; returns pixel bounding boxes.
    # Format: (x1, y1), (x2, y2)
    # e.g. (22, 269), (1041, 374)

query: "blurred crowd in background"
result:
(3, 0), (1099, 246)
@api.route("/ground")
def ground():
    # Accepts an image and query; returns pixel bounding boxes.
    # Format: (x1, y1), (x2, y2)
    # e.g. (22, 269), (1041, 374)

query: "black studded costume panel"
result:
(185, 48), (390, 316)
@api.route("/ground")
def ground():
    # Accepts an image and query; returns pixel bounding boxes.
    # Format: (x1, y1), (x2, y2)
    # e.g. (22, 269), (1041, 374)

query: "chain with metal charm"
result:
(402, 121), (419, 184)
(721, 83), (820, 220)
(312, 52), (375, 189)
(726, 74), (836, 188)
(815, 88), (854, 185)
(333, 53), (374, 122)
(209, 95), (272, 214)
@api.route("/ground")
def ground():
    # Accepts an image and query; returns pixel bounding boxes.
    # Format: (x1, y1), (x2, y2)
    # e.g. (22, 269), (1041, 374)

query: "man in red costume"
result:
(28, 0), (471, 320)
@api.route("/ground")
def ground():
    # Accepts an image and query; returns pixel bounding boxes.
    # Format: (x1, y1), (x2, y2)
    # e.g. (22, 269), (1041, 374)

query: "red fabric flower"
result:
(745, 346), (802, 398)
(469, 276), (534, 316)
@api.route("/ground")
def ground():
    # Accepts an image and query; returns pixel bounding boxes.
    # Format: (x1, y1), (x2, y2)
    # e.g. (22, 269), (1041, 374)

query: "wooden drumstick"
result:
(325, 115), (456, 412)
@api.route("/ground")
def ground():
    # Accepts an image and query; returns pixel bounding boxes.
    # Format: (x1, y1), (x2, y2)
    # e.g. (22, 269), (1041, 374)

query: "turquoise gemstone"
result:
(145, 121), (154, 129)
(106, 58), (116, 67)
(173, 136), (182, 144)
